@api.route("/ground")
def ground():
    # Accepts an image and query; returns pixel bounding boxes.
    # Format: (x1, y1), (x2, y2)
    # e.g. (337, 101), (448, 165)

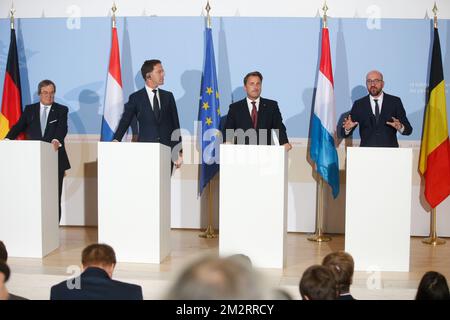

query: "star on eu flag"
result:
(205, 117), (212, 126)
(202, 101), (210, 110)
(217, 107), (221, 116)
(216, 91), (220, 99)
(206, 87), (213, 95)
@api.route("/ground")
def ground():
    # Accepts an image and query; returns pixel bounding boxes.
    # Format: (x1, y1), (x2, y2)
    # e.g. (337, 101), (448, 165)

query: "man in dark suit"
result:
(113, 59), (183, 168)
(5, 80), (70, 222)
(224, 71), (292, 151)
(50, 243), (143, 300)
(342, 70), (412, 147)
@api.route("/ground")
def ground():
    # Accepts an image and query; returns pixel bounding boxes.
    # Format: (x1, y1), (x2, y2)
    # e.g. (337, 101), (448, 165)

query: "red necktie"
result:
(251, 101), (257, 129)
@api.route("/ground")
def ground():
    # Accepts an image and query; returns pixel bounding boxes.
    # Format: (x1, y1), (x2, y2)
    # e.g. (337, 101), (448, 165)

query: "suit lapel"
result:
(257, 98), (267, 129)
(158, 89), (167, 122)
(364, 95), (376, 127)
(140, 88), (157, 123)
(379, 93), (390, 123)
(240, 99), (253, 128)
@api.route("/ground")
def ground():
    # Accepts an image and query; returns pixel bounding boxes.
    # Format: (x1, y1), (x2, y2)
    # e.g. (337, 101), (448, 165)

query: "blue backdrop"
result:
(0, 17), (449, 139)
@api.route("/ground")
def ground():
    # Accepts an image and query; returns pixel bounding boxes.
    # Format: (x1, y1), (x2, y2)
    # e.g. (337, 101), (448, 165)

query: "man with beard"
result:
(342, 70), (412, 147)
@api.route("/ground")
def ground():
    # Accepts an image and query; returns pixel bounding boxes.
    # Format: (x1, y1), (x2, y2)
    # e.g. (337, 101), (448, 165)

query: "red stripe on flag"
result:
(424, 138), (450, 208)
(1, 72), (22, 127)
(319, 28), (334, 87)
(108, 28), (122, 87)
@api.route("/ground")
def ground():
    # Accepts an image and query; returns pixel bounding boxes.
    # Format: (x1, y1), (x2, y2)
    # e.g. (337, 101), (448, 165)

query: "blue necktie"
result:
(41, 106), (49, 136)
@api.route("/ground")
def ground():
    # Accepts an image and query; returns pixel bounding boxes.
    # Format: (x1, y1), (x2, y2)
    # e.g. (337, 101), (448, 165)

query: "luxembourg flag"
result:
(310, 27), (340, 198)
(101, 27), (124, 141)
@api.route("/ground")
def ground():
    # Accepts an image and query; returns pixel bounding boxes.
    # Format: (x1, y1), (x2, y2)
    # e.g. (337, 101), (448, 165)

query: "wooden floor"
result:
(6, 227), (450, 300)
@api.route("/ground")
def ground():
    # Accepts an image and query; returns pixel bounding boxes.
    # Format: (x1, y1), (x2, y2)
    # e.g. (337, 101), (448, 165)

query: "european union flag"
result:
(198, 26), (221, 195)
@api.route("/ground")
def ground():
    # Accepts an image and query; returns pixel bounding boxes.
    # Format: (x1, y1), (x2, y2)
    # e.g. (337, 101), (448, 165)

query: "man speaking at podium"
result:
(5, 80), (70, 222)
(113, 59), (183, 169)
(342, 70), (412, 147)
(224, 71), (292, 151)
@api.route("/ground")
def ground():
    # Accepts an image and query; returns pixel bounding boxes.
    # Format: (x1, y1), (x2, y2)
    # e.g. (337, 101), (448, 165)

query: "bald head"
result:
(365, 70), (384, 97)
(366, 70), (383, 81)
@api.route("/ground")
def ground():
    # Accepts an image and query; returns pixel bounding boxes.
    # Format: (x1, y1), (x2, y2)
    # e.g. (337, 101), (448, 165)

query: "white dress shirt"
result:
(145, 85), (160, 111)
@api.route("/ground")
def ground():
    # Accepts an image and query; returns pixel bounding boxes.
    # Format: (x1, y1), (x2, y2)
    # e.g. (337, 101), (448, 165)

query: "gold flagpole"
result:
(199, 179), (217, 238)
(199, 0), (217, 239)
(308, 1), (331, 243)
(10, 4), (15, 30)
(422, 208), (445, 245)
(111, 2), (117, 28)
(422, 3), (445, 246)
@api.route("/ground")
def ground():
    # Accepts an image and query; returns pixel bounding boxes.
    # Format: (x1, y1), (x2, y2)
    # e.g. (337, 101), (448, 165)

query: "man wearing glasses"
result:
(4, 80), (70, 222)
(342, 70), (412, 147)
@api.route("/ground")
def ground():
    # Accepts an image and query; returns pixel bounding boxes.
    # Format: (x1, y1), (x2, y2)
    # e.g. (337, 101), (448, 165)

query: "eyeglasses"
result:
(366, 79), (383, 85)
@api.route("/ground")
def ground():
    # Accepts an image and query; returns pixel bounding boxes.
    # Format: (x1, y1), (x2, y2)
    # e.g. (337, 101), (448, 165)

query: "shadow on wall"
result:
(177, 69), (202, 133)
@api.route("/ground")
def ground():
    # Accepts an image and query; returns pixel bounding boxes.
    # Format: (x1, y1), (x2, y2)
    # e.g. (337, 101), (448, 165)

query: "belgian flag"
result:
(419, 26), (450, 208)
(0, 27), (23, 139)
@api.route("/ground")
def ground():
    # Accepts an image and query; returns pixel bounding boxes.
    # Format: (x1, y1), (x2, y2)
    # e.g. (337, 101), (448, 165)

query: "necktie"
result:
(374, 99), (380, 124)
(41, 106), (49, 136)
(251, 101), (257, 129)
(152, 89), (160, 121)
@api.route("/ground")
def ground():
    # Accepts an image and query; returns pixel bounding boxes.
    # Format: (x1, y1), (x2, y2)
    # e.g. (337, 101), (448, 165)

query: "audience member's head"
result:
(166, 255), (265, 299)
(0, 241), (7, 262)
(416, 271), (450, 300)
(271, 288), (293, 300)
(226, 254), (253, 269)
(322, 251), (354, 295)
(81, 244), (117, 278)
(0, 261), (11, 300)
(299, 265), (338, 300)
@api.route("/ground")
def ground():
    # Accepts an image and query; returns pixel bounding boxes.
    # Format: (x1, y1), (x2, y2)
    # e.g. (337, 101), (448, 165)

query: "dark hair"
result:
(141, 59), (162, 80)
(322, 251), (354, 294)
(416, 271), (450, 300)
(81, 244), (116, 267)
(243, 71), (263, 85)
(0, 241), (7, 262)
(38, 79), (56, 94)
(299, 265), (338, 300)
(0, 261), (10, 282)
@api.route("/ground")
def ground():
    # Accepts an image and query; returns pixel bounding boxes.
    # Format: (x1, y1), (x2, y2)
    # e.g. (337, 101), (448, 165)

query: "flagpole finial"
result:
(10, 4), (15, 30)
(322, 1), (328, 28)
(206, 0), (212, 29)
(112, 2), (117, 28)
(432, 2), (438, 29)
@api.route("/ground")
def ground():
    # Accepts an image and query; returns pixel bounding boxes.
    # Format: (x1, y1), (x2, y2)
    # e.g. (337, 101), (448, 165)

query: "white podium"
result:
(0, 141), (59, 258)
(219, 144), (288, 268)
(98, 142), (171, 263)
(345, 147), (412, 272)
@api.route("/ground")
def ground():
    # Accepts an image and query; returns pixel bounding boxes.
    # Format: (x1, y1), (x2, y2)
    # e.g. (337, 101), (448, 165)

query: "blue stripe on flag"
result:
(310, 114), (340, 198)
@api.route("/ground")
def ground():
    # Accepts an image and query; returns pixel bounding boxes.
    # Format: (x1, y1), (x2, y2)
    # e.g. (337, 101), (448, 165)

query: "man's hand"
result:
(386, 117), (404, 131)
(283, 143), (292, 152)
(51, 139), (61, 151)
(342, 114), (358, 132)
(112, 139), (119, 142)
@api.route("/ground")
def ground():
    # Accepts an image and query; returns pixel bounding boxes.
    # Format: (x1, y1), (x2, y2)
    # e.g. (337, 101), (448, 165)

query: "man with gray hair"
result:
(5, 80), (70, 222)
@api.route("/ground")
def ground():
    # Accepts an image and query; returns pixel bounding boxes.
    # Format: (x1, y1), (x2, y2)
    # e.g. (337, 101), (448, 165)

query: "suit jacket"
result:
(224, 98), (289, 145)
(338, 293), (356, 300)
(113, 88), (182, 149)
(6, 102), (71, 172)
(343, 93), (412, 147)
(50, 267), (143, 300)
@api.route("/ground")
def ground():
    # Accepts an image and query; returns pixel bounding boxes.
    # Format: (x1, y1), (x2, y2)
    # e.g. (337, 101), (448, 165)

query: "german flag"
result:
(419, 26), (450, 208)
(0, 28), (23, 139)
